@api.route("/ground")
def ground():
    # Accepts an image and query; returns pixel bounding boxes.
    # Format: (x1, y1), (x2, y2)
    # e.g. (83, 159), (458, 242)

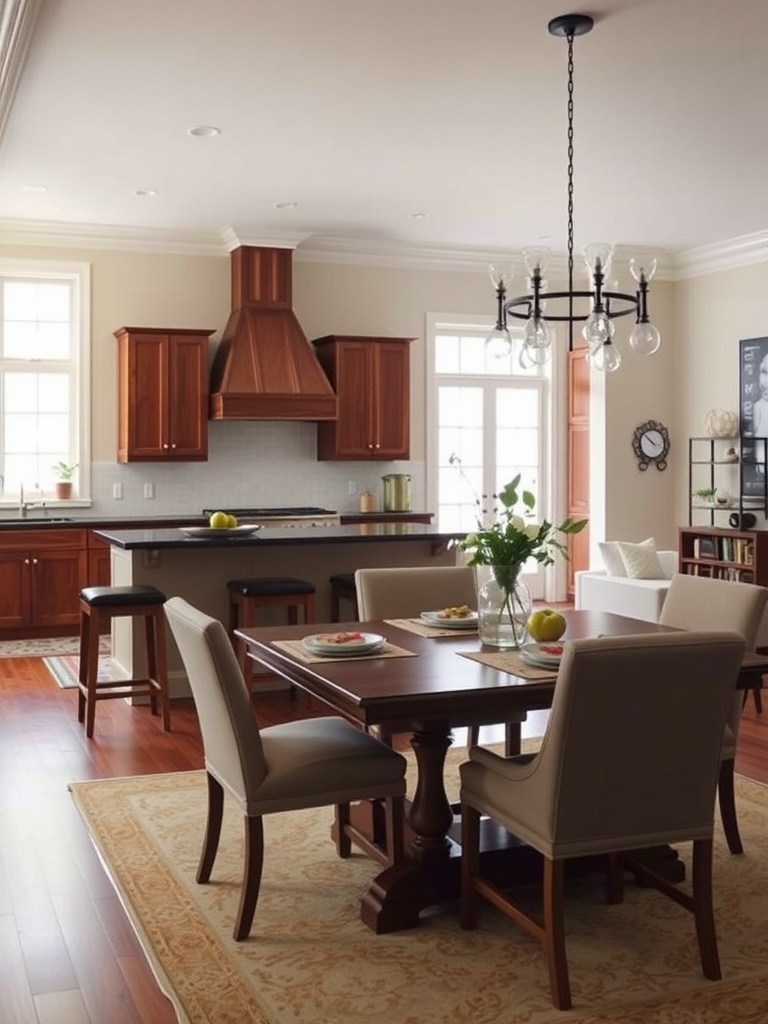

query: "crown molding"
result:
(0, 216), (766, 280)
(671, 230), (768, 280)
(0, 0), (45, 143)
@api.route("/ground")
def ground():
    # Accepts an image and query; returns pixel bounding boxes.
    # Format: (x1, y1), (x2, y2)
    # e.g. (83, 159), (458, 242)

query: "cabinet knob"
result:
(170, 443), (177, 449)
(32, 557), (38, 566)
(24, 557), (30, 566)
(163, 443), (170, 449)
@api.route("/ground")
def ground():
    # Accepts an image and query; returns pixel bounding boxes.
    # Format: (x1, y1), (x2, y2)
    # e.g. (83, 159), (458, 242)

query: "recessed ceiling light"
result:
(133, 188), (157, 198)
(22, 183), (48, 192)
(410, 211), (428, 220)
(274, 201), (298, 210)
(187, 125), (222, 138)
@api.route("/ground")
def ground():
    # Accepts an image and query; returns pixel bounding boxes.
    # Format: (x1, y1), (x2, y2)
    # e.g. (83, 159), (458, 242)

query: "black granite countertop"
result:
(0, 514), (205, 531)
(94, 523), (462, 550)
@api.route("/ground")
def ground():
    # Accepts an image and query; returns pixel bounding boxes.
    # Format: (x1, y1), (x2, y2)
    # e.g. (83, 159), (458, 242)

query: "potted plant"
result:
(693, 487), (717, 506)
(52, 461), (78, 500)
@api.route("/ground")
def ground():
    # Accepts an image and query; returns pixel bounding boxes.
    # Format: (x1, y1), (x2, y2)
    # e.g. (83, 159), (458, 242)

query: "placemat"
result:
(458, 649), (558, 680)
(272, 639), (418, 665)
(384, 617), (478, 638)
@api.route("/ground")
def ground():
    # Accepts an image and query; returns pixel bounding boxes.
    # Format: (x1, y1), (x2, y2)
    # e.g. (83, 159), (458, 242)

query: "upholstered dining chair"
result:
(659, 572), (768, 854)
(459, 630), (745, 1011)
(164, 596), (407, 941)
(354, 565), (526, 752)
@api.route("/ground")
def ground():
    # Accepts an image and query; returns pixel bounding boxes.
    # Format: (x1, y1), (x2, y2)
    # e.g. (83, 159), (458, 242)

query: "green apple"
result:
(527, 608), (566, 642)
(226, 514), (238, 528)
(209, 510), (230, 529)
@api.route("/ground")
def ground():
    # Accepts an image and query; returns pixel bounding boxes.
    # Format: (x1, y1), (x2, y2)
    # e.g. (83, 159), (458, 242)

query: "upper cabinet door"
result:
(313, 335), (413, 461)
(115, 327), (213, 462)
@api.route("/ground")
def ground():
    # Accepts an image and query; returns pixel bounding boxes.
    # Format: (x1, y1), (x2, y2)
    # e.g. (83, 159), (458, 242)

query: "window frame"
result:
(0, 258), (91, 508)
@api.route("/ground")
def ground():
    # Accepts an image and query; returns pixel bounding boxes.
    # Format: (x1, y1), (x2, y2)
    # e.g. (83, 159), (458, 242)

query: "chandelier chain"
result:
(566, 30), (575, 344)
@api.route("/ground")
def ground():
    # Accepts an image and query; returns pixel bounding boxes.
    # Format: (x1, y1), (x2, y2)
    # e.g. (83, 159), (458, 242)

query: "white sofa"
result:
(574, 550), (678, 624)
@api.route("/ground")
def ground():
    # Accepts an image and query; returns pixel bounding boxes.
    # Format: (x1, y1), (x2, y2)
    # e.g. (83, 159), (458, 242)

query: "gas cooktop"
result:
(201, 506), (337, 518)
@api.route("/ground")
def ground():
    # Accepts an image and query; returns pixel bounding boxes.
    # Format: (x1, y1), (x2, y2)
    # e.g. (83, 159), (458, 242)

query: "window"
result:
(0, 260), (90, 505)
(426, 313), (553, 597)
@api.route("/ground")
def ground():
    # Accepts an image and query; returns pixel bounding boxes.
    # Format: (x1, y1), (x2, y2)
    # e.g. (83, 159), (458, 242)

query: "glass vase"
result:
(476, 564), (532, 649)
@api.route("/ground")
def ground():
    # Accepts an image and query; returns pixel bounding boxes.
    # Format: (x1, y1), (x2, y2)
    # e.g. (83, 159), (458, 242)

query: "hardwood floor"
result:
(0, 656), (765, 1024)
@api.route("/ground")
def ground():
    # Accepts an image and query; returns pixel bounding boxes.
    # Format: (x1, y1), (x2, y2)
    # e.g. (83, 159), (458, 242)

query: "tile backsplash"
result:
(89, 421), (425, 517)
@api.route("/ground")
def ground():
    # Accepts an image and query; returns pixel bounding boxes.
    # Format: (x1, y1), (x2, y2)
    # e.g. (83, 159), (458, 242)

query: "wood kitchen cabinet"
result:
(0, 529), (87, 636)
(313, 335), (413, 460)
(115, 326), (214, 462)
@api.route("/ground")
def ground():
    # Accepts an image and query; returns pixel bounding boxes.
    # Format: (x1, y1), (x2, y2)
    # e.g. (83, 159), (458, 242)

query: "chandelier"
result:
(485, 14), (662, 374)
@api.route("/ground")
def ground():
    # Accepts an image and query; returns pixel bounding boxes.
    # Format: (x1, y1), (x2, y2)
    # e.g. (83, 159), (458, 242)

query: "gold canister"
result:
(382, 473), (412, 512)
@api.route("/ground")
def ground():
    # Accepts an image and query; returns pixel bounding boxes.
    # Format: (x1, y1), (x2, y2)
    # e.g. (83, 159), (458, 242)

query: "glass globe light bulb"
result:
(588, 341), (622, 373)
(522, 246), (549, 276)
(524, 315), (554, 351)
(629, 321), (662, 356)
(488, 263), (514, 290)
(582, 310), (615, 347)
(518, 342), (537, 370)
(522, 339), (551, 366)
(629, 255), (658, 283)
(485, 325), (513, 359)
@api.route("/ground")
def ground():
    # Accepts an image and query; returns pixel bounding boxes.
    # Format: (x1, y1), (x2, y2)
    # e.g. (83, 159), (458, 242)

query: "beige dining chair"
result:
(659, 572), (768, 854)
(164, 596), (407, 941)
(354, 565), (526, 752)
(460, 630), (745, 1011)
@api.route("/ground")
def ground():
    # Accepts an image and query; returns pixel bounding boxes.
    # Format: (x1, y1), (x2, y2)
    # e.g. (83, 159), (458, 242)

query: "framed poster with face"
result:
(739, 336), (768, 497)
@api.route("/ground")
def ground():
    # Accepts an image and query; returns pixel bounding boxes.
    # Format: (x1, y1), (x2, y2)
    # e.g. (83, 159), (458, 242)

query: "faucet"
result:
(19, 484), (48, 519)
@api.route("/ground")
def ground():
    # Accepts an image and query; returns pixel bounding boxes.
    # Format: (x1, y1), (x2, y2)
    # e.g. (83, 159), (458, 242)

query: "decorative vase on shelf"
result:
(476, 564), (532, 649)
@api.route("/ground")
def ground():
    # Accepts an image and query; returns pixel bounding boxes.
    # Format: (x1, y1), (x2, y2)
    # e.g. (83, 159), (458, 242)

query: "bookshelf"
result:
(679, 526), (768, 585)
(688, 436), (768, 527)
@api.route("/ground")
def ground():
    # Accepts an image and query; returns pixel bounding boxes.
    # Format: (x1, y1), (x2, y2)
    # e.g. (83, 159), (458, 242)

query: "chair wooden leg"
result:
(460, 803), (481, 929)
(718, 758), (743, 854)
(504, 720), (521, 756)
(234, 814), (265, 941)
(197, 773), (224, 883)
(334, 802), (352, 858)
(692, 837), (721, 980)
(543, 858), (571, 1011)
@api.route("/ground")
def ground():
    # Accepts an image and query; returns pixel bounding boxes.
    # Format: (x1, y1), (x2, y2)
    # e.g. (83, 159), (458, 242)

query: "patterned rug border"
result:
(0, 635), (110, 659)
(68, 754), (768, 1024)
(43, 653), (116, 689)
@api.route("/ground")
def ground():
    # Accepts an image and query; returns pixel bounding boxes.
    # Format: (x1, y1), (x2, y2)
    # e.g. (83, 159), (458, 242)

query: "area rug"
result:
(0, 634), (109, 658)
(44, 651), (116, 689)
(69, 750), (768, 1024)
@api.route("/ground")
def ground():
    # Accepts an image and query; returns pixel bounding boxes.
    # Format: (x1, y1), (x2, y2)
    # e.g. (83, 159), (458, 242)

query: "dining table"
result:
(237, 609), (768, 933)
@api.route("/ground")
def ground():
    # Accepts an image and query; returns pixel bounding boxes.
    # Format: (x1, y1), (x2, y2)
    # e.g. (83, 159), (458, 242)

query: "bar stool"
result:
(227, 576), (316, 688)
(329, 572), (358, 622)
(78, 584), (171, 739)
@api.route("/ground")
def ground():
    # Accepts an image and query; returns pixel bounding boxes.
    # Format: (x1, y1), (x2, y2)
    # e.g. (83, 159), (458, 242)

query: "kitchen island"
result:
(95, 523), (463, 697)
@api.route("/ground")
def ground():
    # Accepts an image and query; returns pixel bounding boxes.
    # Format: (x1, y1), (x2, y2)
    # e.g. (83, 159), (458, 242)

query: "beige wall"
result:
(0, 240), (704, 554)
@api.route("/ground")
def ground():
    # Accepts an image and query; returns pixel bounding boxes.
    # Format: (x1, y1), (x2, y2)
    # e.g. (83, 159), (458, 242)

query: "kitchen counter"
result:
(100, 523), (464, 698)
(94, 522), (458, 550)
(0, 514), (205, 530)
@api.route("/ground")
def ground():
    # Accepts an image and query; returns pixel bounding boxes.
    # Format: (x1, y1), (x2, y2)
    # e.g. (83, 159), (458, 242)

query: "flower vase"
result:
(476, 564), (532, 649)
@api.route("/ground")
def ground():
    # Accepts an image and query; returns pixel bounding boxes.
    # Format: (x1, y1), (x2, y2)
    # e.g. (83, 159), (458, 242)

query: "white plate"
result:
(302, 632), (386, 657)
(519, 641), (566, 668)
(420, 610), (478, 630)
(180, 525), (261, 538)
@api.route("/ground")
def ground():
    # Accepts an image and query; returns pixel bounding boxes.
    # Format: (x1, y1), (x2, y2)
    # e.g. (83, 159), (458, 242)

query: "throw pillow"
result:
(616, 539), (665, 580)
(599, 537), (656, 578)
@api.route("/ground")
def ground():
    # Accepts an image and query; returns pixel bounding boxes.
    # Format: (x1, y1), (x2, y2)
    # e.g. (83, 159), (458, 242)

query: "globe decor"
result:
(461, 476), (587, 649)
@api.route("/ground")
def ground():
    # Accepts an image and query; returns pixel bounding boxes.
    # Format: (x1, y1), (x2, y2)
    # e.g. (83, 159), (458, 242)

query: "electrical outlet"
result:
(144, 482), (155, 499)
(113, 482), (123, 499)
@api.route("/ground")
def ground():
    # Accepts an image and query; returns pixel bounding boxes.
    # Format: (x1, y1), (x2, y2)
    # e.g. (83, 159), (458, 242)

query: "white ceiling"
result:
(1, 0), (767, 272)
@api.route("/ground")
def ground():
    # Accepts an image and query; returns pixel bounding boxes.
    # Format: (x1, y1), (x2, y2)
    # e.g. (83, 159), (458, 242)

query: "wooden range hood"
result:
(209, 245), (338, 421)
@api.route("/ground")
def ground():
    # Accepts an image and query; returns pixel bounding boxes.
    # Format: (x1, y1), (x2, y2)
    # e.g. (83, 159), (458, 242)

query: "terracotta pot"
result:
(54, 481), (73, 500)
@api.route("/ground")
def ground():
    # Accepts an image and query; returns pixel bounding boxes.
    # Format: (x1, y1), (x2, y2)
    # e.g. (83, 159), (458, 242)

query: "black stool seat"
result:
(329, 572), (356, 589)
(227, 577), (315, 598)
(80, 584), (166, 607)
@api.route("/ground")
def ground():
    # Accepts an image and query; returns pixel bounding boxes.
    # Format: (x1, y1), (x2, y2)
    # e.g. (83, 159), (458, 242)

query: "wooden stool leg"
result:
(151, 607), (171, 732)
(77, 604), (90, 725)
(144, 614), (160, 717)
(85, 608), (102, 738)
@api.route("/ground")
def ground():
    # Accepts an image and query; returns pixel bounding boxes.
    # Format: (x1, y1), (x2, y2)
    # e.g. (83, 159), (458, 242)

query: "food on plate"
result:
(208, 510), (230, 529)
(437, 604), (473, 619)
(539, 643), (564, 657)
(314, 631), (367, 645)
(527, 608), (567, 642)
(226, 513), (238, 528)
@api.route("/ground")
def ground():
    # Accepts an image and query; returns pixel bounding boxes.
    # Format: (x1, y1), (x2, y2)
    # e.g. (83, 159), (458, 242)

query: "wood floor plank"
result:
(33, 988), (91, 1024)
(0, 914), (39, 1024)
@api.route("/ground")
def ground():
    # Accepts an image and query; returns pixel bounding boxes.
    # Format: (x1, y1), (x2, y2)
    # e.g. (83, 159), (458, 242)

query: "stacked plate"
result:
(180, 525), (261, 538)
(519, 641), (566, 669)
(301, 632), (386, 657)
(419, 610), (478, 630)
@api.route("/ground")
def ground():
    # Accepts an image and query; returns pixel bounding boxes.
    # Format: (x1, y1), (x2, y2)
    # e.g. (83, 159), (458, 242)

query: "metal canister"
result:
(382, 474), (412, 512)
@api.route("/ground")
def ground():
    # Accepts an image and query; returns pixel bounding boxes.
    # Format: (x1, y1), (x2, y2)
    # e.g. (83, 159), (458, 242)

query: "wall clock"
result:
(632, 420), (670, 471)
